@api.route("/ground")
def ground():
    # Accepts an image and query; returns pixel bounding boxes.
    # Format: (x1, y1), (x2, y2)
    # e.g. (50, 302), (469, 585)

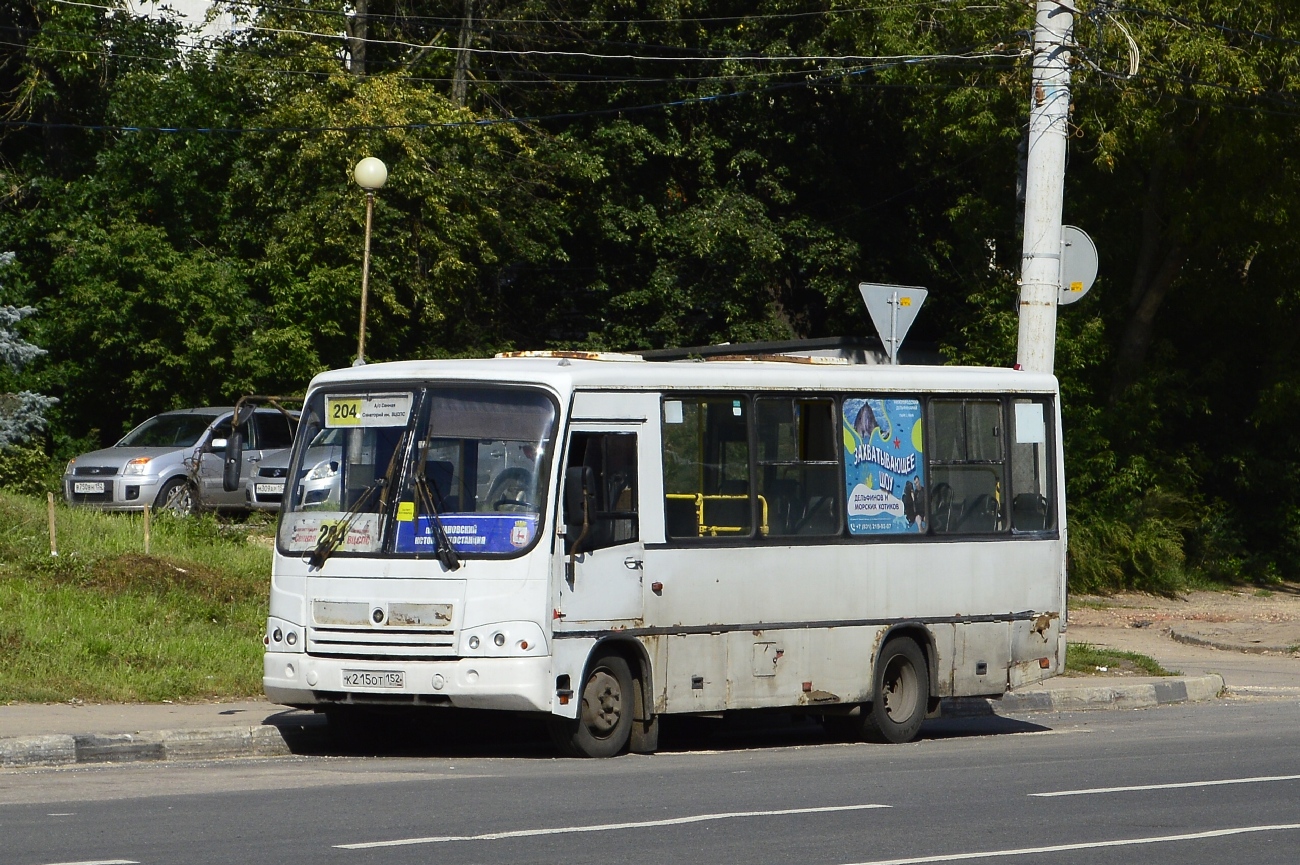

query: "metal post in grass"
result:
(46, 491), (57, 557)
(144, 503), (152, 555)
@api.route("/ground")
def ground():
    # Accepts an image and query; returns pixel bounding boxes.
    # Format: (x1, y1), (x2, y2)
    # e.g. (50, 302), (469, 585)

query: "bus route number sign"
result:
(325, 393), (413, 428)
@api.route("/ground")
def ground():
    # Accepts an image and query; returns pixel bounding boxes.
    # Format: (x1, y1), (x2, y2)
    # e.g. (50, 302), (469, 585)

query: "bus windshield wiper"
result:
(413, 439), (461, 571)
(307, 434), (405, 570)
(414, 474), (461, 571)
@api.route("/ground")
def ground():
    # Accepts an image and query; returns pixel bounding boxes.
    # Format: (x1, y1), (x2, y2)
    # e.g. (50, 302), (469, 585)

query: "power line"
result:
(205, 0), (984, 28)
(0, 52), (1028, 136)
(47, 0), (1019, 65)
(1112, 4), (1300, 50)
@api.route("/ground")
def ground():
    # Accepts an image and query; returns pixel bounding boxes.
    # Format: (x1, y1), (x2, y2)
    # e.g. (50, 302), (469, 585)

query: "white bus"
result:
(259, 350), (1066, 756)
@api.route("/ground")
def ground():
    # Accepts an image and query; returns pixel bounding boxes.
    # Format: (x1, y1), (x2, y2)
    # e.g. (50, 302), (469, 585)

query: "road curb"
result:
(1169, 625), (1300, 655)
(941, 674), (1225, 717)
(0, 724), (304, 769)
(0, 675), (1229, 768)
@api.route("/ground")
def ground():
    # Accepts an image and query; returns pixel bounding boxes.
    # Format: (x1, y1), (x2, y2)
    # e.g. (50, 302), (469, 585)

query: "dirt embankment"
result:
(1069, 584), (1300, 658)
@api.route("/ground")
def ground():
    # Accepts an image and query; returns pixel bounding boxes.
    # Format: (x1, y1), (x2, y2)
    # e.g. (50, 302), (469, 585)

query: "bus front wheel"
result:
(548, 654), (634, 757)
(863, 638), (929, 744)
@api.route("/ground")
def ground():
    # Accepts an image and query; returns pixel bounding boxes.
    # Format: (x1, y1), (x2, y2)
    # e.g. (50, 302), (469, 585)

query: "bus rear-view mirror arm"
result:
(564, 466), (595, 585)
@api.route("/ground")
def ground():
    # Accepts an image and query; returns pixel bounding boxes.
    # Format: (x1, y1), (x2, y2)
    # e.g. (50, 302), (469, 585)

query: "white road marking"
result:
(1030, 773), (1300, 797)
(337, 803), (891, 850)
(840, 823), (1300, 865)
(42, 860), (138, 865)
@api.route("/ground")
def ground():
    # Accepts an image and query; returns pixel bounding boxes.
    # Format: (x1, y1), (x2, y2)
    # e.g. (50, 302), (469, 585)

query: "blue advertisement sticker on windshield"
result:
(395, 513), (537, 554)
(843, 397), (926, 534)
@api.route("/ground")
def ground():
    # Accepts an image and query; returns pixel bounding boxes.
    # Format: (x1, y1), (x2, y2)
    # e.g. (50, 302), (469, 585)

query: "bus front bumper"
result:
(264, 653), (555, 713)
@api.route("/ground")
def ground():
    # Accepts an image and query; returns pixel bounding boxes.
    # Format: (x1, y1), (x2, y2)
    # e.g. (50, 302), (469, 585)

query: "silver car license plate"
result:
(255, 482), (284, 495)
(74, 481), (106, 494)
(341, 670), (404, 689)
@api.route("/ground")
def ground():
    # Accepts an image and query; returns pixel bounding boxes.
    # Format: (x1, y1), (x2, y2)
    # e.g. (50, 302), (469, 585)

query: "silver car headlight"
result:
(123, 457), (152, 476)
(306, 460), (338, 481)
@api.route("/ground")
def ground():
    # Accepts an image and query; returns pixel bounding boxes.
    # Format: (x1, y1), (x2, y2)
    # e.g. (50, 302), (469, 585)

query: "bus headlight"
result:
(266, 617), (304, 653)
(459, 622), (546, 657)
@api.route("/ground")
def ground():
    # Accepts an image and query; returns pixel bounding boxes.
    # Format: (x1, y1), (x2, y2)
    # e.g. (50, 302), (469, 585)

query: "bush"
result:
(0, 443), (59, 496)
(1067, 489), (1193, 596)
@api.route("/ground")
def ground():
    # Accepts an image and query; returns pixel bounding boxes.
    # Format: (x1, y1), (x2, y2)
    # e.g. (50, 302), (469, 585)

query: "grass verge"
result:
(1065, 642), (1177, 677)
(0, 491), (271, 703)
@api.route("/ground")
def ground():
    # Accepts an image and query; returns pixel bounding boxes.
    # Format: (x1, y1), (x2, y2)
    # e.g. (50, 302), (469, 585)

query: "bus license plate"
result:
(342, 670), (404, 689)
(74, 481), (105, 494)
(255, 482), (284, 495)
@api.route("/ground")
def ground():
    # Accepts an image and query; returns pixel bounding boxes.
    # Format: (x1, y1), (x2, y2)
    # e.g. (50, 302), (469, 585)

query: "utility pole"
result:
(1016, 0), (1074, 374)
(345, 0), (369, 76)
(452, 0), (474, 106)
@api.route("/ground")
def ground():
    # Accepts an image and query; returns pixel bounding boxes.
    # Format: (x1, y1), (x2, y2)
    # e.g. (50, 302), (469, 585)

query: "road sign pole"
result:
(1016, 0), (1073, 374)
(889, 290), (899, 364)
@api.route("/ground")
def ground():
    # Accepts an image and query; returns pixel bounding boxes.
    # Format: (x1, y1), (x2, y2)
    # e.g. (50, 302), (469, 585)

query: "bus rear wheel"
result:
(862, 637), (929, 744)
(548, 654), (634, 757)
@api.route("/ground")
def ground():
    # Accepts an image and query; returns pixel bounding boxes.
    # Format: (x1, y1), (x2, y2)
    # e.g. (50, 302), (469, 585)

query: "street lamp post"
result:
(352, 156), (388, 366)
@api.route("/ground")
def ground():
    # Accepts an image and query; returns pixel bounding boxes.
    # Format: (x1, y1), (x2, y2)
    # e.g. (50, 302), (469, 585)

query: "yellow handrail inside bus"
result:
(666, 493), (768, 537)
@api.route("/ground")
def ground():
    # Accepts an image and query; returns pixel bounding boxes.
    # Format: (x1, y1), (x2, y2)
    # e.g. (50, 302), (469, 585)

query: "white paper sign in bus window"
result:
(324, 393), (413, 428)
(1014, 402), (1046, 444)
(843, 397), (926, 534)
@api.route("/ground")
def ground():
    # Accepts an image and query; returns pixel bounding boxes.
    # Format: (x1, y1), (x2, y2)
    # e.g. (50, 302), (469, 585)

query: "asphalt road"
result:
(3, 700), (1299, 865)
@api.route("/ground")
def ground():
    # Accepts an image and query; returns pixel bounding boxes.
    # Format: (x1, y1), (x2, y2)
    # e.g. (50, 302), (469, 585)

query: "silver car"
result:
(246, 427), (343, 512)
(64, 407), (298, 515)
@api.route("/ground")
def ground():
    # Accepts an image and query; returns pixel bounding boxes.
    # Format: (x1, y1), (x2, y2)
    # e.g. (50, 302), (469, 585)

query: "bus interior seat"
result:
(1012, 493), (1048, 531)
(955, 493), (998, 533)
(929, 482), (954, 532)
(665, 496), (699, 538)
(763, 478), (801, 534)
(792, 495), (838, 535)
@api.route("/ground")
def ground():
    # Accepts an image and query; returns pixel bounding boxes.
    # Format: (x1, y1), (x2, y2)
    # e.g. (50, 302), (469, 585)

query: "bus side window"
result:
(1010, 399), (1054, 532)
(565, 432), (639, 553)
(757, 397), (841, 536)
(662, 397), (753, 538)
(928, 399), (1006, 534)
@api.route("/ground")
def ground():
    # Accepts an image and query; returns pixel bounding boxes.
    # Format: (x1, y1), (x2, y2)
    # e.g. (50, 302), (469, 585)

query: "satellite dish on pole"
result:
(858, 283), (928, 364)
(1059, 225), (1098, 305)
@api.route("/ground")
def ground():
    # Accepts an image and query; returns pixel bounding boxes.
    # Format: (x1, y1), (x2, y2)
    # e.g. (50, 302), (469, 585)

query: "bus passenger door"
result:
(558, 425), (644, 624)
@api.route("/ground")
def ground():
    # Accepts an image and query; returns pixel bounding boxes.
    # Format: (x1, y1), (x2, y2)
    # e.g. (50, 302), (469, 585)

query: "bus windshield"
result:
(277, 385), (557, 560)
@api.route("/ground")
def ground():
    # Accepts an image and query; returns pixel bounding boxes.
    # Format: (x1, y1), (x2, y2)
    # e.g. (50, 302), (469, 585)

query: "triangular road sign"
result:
(858, 283), (928, 364)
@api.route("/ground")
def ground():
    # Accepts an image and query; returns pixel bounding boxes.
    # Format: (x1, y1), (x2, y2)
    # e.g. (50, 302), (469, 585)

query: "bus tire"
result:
(547, 654), (634, 757)
(862, 637), (929, 744)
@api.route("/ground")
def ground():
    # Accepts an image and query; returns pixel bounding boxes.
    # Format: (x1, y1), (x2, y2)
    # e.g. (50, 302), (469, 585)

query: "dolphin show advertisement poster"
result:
(842, 397), (926, 535)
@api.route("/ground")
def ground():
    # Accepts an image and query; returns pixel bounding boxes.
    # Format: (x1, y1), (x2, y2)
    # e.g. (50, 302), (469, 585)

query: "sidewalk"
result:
(2, 618), (1295, 768)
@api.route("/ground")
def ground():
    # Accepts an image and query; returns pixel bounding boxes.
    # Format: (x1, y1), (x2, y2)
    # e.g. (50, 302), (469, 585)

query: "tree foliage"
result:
(4, 0), (1300, 587)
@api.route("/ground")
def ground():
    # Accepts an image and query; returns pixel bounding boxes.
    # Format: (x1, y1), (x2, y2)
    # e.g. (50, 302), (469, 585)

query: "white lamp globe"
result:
(353, 157), (388, 190)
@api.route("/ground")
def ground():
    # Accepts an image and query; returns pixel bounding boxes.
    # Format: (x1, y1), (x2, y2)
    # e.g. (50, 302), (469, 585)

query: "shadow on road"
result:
(265, 706), (1053, 760)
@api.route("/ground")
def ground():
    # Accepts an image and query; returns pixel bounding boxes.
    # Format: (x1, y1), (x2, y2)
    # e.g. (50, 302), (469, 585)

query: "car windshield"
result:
(277, 385), (556, 561)
(117, 413), (219, 448)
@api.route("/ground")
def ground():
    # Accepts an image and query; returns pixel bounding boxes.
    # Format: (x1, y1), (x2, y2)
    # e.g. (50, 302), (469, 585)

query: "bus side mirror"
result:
(564, 466), (595, 553)
(222, 426), (245, 492)
(223, 402), (258, 492)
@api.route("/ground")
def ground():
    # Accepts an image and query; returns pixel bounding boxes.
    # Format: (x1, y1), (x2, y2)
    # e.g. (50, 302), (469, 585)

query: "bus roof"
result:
(308, 355), (1059, 396)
